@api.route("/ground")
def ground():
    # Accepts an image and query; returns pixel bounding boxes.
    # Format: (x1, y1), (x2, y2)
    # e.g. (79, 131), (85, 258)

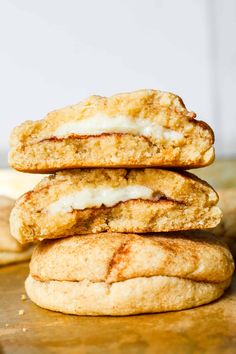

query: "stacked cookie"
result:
(9, 90), (234, 315)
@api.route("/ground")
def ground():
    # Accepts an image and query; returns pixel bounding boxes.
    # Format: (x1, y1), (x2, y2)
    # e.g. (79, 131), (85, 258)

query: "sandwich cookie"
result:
(9, 90), (214, 172)
(10, 169), (222, 243)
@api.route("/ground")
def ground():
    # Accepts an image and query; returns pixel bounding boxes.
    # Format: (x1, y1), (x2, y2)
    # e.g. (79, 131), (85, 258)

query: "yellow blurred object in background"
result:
(0, 169), (44, 199)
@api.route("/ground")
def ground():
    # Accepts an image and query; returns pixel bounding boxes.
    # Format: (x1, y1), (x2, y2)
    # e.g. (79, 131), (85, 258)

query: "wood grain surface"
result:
(0, 263), (236, 354)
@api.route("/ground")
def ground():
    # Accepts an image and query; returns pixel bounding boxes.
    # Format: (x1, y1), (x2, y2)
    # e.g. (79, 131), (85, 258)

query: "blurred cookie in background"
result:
(213, 189), (236, 257)
(0, 196), (33, 266)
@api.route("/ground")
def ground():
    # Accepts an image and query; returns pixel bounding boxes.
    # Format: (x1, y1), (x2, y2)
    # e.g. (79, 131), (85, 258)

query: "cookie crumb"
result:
(21, 294), (27, 301)
(105, 284), (111, 295)
(18, 309), (25, 315)
(22, 328), (27, 332)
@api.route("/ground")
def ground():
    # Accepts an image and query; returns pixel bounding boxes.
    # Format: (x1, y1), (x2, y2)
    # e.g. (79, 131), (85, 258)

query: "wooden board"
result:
(0, 263), (236, 354)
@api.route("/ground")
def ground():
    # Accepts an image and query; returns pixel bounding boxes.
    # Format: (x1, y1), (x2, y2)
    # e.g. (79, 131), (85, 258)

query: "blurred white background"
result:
(0, 0), (235, 165)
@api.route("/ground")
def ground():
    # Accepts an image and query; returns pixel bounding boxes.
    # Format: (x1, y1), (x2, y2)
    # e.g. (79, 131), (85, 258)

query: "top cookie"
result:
(9, 90), (214, 172)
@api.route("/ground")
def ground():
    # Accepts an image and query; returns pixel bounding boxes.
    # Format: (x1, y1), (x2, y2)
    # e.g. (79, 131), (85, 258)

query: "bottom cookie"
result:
(25, 232), (234, 316)
(25, 274), (230, 316)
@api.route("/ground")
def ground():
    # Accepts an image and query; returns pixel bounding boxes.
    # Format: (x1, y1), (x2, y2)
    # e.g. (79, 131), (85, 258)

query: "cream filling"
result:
(47, 185), (158, 214)
(54, 114), (183, 141)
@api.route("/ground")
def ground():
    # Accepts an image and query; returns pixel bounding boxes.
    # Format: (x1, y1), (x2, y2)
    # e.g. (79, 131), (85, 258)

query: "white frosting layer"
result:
(47, 185), (156, 214)
(54, 114), (183, 141)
